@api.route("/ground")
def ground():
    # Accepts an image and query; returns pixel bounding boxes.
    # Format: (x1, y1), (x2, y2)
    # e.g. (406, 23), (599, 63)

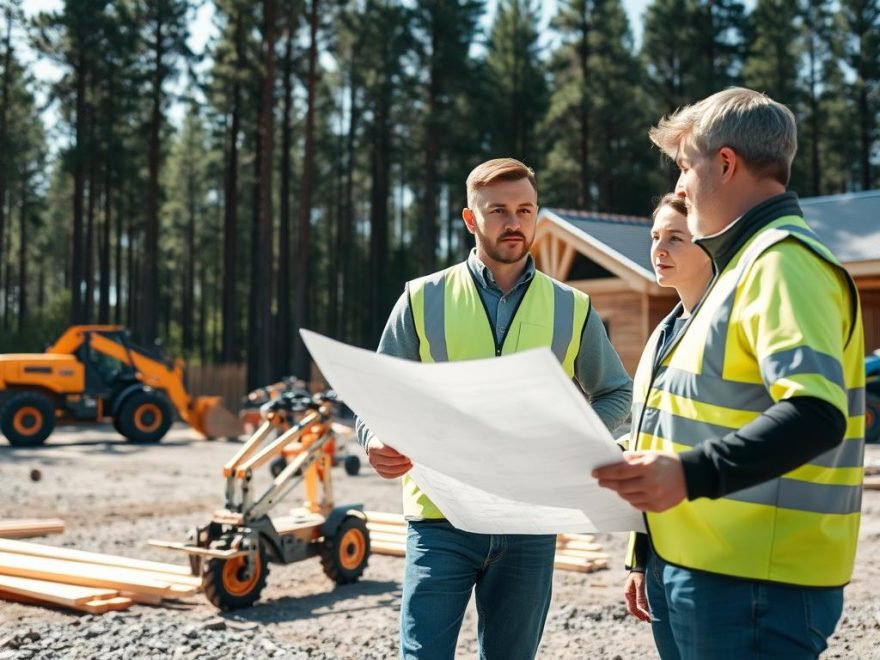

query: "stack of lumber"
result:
(0, 518), (65, 539)
(0, 538), (200, 614)
(364, 511), (609, 573)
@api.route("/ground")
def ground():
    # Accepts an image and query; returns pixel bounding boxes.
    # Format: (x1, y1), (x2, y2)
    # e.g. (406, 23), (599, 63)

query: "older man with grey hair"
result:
(595, 87), (866, 659)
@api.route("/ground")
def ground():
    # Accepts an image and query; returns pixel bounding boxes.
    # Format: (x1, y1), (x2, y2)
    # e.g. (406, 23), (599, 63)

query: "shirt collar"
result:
(693, 192), (802, 272)
(466, 248), (536, 292)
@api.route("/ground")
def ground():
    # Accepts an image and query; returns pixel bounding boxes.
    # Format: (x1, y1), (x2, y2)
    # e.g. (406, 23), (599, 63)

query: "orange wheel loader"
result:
(0, 325), (242, 447)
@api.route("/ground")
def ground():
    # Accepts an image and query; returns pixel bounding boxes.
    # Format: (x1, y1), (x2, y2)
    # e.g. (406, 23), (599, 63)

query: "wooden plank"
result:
(366, 522), (408, 536)
(0, 538), (195, 578)
(0, 519), (65, 539)
(0, 551), (198, 598)
(120, 590), (163, 606)
(81, 596), (133, 614)
(369, 541), (406, 557)
(365, 511), (405, 525)
(0, 587), (131, 614)
(367, 531), (407, 544)
(0, 575), (119, 605)
(556, 540), (603, 552)
(553, 557), (609, 573)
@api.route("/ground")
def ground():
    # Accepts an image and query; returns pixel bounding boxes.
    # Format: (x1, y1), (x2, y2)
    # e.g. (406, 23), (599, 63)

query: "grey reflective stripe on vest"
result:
(701, 228), (792, 378)
(654, 366), (773, 413)
(726, 477), (862, 515)
(423, 273), (448, 362)
(642, 406), (864, 469)
(760, 346), (846, 391)
(810, 439), (865, 469)
(550, 282), (575, 364)
(639, 407), (737, 447)
(849, 388), (865, 416)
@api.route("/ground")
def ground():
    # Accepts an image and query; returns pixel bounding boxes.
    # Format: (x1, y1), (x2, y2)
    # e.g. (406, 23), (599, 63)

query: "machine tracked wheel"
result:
(0, 392), (56, 447)
(320, 516), (370, 584)
(116, 391), (172, 443)
(203, 541), (269, 610)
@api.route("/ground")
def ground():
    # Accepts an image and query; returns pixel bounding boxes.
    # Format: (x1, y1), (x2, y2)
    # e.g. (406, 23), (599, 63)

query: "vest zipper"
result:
(466, 267), (534, 358)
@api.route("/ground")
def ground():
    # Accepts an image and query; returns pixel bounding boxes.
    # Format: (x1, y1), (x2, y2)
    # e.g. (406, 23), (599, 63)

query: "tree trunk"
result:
(578, 5), (591, 209)
(98, 160), (112, 323)
(17, 177), (26, 332)
(70, 50), (88, 324)
(293, 0), (319, 376)
(0, 12), (11, 295)
(183, 114), (196, 352)
(84, 164), (96, 322)
(858, 83), (872, 189)
(421, 19), (438, 273)
(276, 15), (294, 373)
(337, 67), (359, 341)
(250, 0), (276, 387)
(222, 13), (244, 363)
(114, 181), (124, 323)
(368, 88), (391, 343)
(140, 12), (164, 343)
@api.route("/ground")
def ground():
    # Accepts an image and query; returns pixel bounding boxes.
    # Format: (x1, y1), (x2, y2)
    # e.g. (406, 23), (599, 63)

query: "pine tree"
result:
(483, 0), (549, 169)
(839, 0), (880, 190)
(544, 0), (658, 213)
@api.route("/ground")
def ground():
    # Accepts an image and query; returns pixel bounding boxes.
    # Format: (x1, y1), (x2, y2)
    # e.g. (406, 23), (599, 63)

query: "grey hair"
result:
(649, 87), (797, 185)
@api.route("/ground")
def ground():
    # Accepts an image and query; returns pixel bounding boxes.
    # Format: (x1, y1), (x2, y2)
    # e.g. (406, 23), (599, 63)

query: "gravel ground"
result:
(1, 424), (879, 659)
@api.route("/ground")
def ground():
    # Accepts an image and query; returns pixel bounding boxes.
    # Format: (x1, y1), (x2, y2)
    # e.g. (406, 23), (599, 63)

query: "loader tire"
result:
(0, 392), (55, 447)
(320, 515), (370, 585)
(116, 391), (172, 443)
(203, 541), (269, 610)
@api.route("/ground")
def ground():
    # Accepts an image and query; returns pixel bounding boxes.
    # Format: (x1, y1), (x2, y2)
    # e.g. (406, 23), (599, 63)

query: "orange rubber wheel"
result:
(13, 406), (43, 436)
(133, 403), (162, 433)
(203, 541), (269, 610)
(0, 392), (55, 447)
(320, 515), (370, 584)
(115, 391), (171, 443)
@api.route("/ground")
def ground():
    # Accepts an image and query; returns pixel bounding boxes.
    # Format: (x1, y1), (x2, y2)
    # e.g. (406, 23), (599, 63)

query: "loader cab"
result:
(68, 330), (138, 420)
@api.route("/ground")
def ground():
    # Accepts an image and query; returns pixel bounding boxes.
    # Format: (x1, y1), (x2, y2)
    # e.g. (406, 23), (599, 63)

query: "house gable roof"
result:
(799, 190), (880, 263)
(539, 208), (654, 281)
(542, 189), (880, 282)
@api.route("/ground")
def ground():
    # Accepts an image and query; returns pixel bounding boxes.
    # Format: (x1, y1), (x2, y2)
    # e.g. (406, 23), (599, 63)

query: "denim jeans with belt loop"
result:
(400, 519), (557, 660)
(645, 548), (843, 660)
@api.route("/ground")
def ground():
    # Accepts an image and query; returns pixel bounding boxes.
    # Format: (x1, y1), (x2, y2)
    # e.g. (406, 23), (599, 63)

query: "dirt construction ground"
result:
(1, 424), (879, 659)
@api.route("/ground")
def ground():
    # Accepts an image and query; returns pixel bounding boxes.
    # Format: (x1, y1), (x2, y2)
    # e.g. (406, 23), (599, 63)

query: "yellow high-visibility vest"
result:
(630, 215), (865, 586)
(405, 261), (591, 519)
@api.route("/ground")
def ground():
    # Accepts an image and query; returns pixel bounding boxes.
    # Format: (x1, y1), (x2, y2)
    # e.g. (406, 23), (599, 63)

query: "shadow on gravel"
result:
(0, 437), (206, 461)
(225, 579), (401, 624)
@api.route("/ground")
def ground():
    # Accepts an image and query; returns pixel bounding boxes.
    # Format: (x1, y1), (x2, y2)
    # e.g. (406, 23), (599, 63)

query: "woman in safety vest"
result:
(623, 193), (712, 623)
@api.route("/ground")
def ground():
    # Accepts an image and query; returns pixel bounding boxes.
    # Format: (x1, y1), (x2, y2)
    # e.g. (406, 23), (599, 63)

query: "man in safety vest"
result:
(594, 88), (865, 659)
(356, 157), (632, 659)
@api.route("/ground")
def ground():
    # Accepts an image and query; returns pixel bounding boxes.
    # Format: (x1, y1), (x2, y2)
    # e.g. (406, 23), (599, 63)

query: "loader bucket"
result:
(190, 397), (245, 439)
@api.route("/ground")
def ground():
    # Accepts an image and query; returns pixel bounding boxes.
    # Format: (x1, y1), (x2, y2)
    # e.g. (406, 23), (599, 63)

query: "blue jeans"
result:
(646, 549), (843, 660)
(400, 520), (556, 660)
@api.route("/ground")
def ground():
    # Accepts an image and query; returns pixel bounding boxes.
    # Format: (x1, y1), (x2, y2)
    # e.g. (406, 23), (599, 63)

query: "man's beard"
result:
(475, 227), (532, 264)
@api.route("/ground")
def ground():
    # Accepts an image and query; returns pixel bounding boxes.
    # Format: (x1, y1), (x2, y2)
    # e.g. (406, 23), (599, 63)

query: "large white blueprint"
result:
(301, 330), (644, 534)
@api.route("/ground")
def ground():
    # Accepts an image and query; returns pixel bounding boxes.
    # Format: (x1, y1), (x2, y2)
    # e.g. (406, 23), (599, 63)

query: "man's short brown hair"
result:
(649, 87), (797, 185)
(466, 158), (537, 208)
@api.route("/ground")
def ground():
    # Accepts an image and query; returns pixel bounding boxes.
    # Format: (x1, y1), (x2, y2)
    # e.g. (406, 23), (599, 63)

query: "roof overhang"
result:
(536, 209), (664, 294)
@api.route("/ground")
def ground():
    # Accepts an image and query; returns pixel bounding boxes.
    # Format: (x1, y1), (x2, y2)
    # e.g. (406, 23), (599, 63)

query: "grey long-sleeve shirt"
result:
(356, 250), (633, 451)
